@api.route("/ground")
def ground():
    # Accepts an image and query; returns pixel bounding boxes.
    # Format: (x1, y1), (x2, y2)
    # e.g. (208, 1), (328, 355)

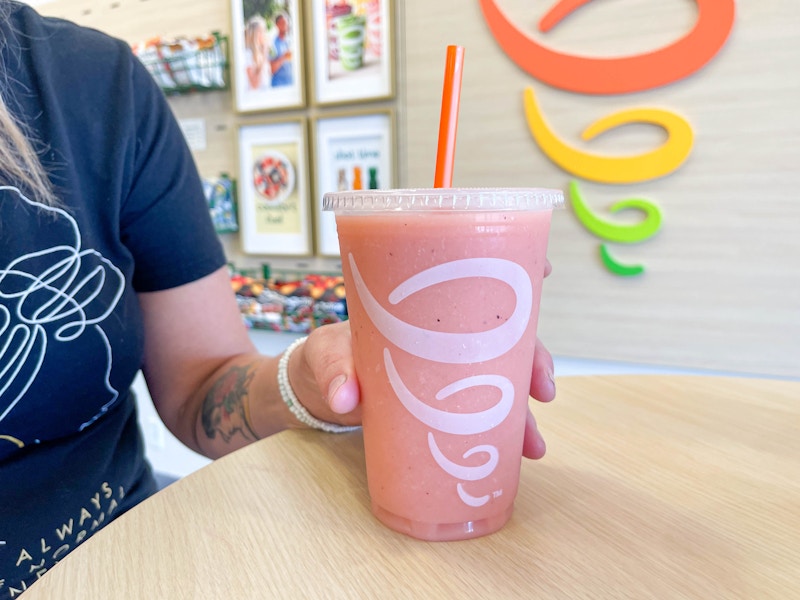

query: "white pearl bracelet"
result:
(277, 336), (361, 434)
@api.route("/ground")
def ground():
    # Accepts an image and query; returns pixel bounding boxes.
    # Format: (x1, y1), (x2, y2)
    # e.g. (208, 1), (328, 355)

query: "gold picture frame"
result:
(306, 0), (396, 106)
(237, 118), (313, 256)
(231, 0), (306, 113)
(310, 108), (396, 256)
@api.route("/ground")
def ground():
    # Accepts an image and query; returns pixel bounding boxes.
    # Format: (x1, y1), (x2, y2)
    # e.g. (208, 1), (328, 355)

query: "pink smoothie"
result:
(335, 204), (554, 541)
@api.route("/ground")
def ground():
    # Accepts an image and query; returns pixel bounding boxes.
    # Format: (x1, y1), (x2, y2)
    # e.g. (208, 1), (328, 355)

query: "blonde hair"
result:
(0, 94), (57, 205)
(0, 1), (58, 206)
(244, 15), (268, 54)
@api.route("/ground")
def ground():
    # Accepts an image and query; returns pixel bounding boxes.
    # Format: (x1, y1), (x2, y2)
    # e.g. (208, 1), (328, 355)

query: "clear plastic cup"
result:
(324, 188), (563, 541)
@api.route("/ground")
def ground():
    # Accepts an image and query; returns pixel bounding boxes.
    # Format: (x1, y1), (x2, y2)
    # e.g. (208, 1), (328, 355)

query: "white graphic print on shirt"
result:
(0, 186), (125, 450)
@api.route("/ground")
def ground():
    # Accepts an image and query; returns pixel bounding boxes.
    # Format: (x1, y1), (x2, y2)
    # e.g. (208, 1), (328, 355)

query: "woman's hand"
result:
(286, 321), (362, 429)
(523, 337), (555, 459)
(522, 258), (556, 459)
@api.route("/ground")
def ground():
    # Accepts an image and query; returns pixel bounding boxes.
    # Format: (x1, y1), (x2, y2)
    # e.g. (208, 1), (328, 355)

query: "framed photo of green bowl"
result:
(307, 0), (395, 106)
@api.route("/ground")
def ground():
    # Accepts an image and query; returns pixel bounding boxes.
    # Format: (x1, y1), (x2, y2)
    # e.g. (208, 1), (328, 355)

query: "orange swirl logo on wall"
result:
(480, 0), (736, 275)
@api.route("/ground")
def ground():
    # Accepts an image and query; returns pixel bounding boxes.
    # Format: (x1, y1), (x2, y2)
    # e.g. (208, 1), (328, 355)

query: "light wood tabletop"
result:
(27, 375), (800, 599)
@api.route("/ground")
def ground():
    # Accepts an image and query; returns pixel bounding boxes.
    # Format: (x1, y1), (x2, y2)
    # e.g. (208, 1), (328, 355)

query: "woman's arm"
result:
(138, 266), (359, 459)
(139, 264), (554, 461)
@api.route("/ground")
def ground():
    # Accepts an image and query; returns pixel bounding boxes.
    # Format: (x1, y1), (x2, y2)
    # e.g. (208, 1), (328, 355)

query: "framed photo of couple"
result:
(308, 0), (395, 106)
(311, 110), (396, 256)
(231, 0), (305, 113)
(237, 119), (313, 256)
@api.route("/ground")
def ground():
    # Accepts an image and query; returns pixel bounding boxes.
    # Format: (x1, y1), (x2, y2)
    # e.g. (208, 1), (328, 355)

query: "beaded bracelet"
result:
(277, 336), (361, 434)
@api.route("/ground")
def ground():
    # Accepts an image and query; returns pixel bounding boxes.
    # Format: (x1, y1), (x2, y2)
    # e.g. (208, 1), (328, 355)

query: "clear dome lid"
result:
(323, 187), (565, 213)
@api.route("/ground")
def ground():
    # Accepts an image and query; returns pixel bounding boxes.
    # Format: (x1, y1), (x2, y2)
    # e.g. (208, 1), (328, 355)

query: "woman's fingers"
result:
(524, 336), (555, 459)
(521, 407), (546, 459)
(530, 337), (556, 403)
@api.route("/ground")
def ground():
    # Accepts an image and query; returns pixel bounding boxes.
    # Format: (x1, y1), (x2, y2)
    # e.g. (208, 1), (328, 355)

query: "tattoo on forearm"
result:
(201, 363), (260, 443)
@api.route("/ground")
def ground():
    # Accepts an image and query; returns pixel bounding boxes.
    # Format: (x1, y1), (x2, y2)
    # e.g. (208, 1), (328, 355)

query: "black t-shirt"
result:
(0, 3), (226, 594)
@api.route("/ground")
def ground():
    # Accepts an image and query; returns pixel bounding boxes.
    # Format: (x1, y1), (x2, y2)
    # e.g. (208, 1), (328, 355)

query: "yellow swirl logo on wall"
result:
(480, 0), (736, 275)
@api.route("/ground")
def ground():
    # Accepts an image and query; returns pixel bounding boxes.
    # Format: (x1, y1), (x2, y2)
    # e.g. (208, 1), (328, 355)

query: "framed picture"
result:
(231, 0), (305, 113)
(237, 119), (312, 255)
(311, 110), (395, 256)
(308, 0), (395, 106)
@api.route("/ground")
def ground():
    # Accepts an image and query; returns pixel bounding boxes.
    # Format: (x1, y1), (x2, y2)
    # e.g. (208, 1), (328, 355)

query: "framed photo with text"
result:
(312, 110), (395, 256)
(231, 0), (305, 113)
(308, 0), (394, 106)
(237, 119), (312, 255)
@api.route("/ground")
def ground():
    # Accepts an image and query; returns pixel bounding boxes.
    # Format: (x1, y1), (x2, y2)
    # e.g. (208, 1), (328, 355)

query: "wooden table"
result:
(27, 376), (800, 598)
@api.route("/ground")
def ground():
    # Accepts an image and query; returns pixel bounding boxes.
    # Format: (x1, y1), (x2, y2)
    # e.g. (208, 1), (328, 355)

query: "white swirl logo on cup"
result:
(348, 253), (532, 507)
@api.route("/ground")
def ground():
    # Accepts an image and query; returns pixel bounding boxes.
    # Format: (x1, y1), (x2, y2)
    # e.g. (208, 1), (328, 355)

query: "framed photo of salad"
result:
(237, 119), (313, 256)
(311, 109), (396, 256)
(307, 0), (395, 106)
(231, 0), (305, 113)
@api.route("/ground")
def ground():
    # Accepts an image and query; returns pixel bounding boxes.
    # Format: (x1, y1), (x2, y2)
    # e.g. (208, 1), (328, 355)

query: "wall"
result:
(401, 0), (800, 378)
(33, 0), (800, 379)
(36, 0), (397, 274)
(26, 0), (799, 478)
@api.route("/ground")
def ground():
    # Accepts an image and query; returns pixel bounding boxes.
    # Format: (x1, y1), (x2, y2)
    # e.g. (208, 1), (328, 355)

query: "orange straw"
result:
(433, 45), (465, 188)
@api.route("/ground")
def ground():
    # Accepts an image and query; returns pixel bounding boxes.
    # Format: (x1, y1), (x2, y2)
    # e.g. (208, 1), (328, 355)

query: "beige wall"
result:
(36, 0), (800, 377)
(401, 0), (799, 378)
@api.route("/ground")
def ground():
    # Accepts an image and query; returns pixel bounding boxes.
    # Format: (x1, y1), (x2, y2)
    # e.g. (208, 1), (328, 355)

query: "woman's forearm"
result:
(186, 353), (299, 459)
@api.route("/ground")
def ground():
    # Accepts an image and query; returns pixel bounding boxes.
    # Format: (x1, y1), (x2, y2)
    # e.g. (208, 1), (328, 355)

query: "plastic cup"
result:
(323, 188), (563, 541)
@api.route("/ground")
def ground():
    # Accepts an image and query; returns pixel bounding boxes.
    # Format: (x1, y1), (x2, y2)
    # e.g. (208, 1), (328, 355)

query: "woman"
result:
(0, 1), (555, 594)
(244, 15), (271, 90)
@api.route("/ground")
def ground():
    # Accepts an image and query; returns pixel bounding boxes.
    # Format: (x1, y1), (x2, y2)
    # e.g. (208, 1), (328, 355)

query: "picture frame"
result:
(311, 110), (396, 256)
(307, 0), (395, 106)
(237, 119), (313, 256)
(231, 0), (305, 113)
